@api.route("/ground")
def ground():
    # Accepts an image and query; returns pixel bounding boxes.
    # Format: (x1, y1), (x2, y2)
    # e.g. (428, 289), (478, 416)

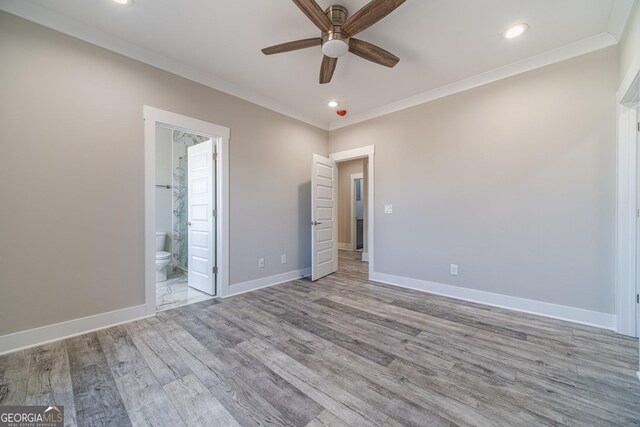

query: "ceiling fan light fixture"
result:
(328, 100), (339, 108)
(112, 0), (133, 5)
(322, 39), (349, 58)
(261, 0), (405, 84)
(503, 23), (528, 39)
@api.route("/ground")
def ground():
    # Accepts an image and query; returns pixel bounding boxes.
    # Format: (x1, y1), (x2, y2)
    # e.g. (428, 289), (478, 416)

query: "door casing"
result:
(144, 106), (230, 316)
(616, 69), (640, 337)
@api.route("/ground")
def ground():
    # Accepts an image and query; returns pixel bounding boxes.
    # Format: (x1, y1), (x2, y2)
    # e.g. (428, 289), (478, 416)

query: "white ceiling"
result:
(3, 0), (633, 129)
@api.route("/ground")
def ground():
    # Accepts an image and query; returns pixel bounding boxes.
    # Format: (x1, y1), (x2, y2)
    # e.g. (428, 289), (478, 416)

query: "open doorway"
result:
(144, 107), (229, 316)
(154, 125), (216, 311)
(337, 160), (365, 255)
(353, 175), (364, 251)
(310, 146), (374, 282)
(616, 70), (639, 339)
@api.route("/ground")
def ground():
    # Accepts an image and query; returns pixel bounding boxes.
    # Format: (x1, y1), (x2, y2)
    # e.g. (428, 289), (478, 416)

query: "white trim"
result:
(338, 243), (354, 251)
(0, 305), (150, 356)
(619, 56), (640, 107)
(616, 105), (638, 336)
(351, 172), (364, 252)
(224, 269), (311, 298)
(330, 146), (374, 162)
(637, 371), (640, 381)
(330, 146), (375, 278)
(370, 272), (616, 330)
(621, 68), (640, 108)
(217, 123), (231, 299)
(329, 33), (617, 131)
(607, 0), (636, 41)
(0, 0), (326, 130)
(144, 106), (230, 317)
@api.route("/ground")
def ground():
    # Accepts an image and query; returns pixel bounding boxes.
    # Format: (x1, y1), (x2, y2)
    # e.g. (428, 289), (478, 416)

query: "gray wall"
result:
(329, 47), (619, 314)
(0, 12), (327, 336)
(337, 159), (364, 246)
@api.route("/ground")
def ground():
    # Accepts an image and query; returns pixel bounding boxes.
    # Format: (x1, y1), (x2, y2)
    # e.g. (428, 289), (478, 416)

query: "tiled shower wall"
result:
(171, 130), (209, 271)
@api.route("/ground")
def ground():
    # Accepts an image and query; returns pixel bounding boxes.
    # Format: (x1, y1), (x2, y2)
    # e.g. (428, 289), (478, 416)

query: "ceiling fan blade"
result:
(342, 0), (406, 37)
(319, 55), (337, 84)
(262, 38), (322, 55)
(349, 38), (399, 68)
(293, 0), (334, 33)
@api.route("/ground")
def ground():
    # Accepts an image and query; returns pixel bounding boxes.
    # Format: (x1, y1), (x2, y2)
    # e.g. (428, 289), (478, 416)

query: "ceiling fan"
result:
(262, 0), (405, 84)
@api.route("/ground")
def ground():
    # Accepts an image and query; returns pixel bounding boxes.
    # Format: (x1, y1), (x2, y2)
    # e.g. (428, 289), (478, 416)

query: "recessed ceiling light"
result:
(113, 0), (133, 6)
(503, 23), (528, 39)
(328, 101), (339, 108)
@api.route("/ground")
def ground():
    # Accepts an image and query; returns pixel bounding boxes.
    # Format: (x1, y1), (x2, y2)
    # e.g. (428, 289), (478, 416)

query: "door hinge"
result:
(212, 266), (218, 274)
(212, 209), (217, 217)
(637, 293), (639, 304)
(213, 153), (218, 160)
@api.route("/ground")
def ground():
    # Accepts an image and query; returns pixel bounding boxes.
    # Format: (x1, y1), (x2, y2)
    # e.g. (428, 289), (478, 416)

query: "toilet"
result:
(155, 232), (172, 283)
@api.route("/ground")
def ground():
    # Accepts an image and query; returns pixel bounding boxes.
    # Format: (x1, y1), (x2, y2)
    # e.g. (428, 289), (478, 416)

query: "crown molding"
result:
(607, 0), (636, 41)
(329, 32), (618, 131)
(2, 0), (632, 134)
(0, 0), (329, 130)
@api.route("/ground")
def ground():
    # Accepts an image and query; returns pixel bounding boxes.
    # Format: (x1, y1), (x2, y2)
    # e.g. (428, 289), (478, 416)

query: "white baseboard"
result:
(370, 272), (616, 331)
(362, 252), (369, 262)
(338, 243), (354, 251)
(225, 268), (311, 298)
(0, 304), (150, 356)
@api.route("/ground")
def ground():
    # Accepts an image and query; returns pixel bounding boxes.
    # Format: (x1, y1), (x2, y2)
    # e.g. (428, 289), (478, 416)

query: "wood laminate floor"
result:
(1, 251), (639, 426)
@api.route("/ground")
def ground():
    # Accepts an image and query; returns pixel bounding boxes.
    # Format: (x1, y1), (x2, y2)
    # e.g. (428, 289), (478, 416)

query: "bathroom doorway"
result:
(155, 125), (216, 310)
(144, 106), (229, 316)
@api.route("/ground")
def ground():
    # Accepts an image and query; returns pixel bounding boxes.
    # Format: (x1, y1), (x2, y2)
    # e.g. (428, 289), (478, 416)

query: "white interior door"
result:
(188, 139), (216, 295)
(311, 154), (338, 281)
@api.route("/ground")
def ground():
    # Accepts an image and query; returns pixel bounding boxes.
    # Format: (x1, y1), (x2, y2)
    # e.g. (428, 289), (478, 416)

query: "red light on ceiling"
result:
(337, 110), (347, 116)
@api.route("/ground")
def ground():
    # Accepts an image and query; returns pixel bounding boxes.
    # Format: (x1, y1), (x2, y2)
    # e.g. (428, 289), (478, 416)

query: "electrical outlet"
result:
(258, 258), (265, 268)
(281, 254), (287, 264)
(384, 205), (393, 214)
(450, 264), (458, 276)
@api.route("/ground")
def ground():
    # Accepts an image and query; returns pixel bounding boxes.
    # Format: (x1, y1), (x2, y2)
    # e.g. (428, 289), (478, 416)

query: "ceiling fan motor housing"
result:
(322, 5), (349, 58)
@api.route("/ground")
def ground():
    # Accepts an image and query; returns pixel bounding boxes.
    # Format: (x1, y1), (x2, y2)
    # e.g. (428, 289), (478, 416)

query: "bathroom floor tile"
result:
(156, 273), (214, 311)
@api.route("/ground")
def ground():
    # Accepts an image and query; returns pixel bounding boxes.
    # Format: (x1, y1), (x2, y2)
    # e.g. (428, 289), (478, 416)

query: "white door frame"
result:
(351, 173), (364, 252)
(143, 106), (230, 316)
(330, 146), (375, 277)
(616, 64), (640, 337)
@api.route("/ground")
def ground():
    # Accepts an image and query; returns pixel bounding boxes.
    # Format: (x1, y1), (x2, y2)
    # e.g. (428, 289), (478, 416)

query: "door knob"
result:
(188, 222), (192, 226)
(311, 221), (323, 225)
